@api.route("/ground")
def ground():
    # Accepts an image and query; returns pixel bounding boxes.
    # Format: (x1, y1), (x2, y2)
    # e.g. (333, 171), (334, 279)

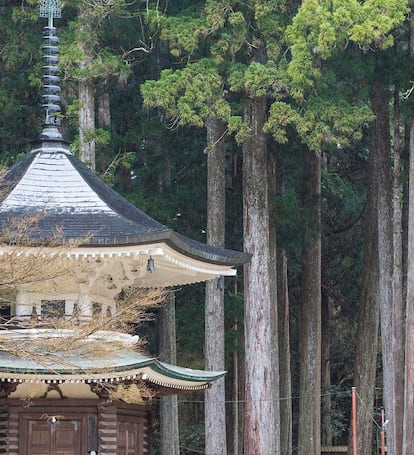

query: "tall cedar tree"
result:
(287, 2), (408, 454)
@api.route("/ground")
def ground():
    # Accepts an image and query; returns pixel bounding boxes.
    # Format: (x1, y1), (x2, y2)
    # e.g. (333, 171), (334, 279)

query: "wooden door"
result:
(117, 421), (142, 455)
(26, 420), (81, 455)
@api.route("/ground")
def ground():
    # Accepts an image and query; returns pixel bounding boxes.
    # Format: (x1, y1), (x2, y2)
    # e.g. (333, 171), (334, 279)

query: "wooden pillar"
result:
(159, 292), (179, 455)
(98, 404), (117, 454)
(0, 401), (7, 454)
(7, 406), (18, 455)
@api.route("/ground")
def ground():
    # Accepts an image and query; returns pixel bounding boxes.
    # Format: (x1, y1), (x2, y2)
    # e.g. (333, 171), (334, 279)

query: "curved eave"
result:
(0, 354), (224, 392)
(0, 242), (240, 288)
(81, 230), (251, 267)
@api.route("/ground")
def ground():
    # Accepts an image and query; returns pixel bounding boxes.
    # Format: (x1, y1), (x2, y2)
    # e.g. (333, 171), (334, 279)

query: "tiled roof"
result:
(0, 329), (225, 390)
(0, 143), (250, 266)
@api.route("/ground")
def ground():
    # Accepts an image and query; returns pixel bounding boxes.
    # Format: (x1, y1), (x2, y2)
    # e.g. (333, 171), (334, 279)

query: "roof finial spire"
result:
(40, 0), (61, 27)
(39, 0), (63, 141)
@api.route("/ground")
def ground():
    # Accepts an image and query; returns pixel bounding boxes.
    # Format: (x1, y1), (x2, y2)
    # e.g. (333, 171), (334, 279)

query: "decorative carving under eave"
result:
(0, 382), (18, 398)
(89, 382), (110, 399)
(46, 383), (65, 399)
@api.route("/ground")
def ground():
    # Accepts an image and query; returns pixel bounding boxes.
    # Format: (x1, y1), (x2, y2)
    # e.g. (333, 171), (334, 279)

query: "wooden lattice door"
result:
(26, 419), (81, 455)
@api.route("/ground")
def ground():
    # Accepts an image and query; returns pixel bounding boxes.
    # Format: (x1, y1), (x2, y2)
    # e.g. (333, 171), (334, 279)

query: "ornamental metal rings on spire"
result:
(40, 0), (61, 19)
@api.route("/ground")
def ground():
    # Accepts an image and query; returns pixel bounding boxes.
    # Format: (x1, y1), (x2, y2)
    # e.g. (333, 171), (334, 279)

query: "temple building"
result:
(0, 3), (249, 454)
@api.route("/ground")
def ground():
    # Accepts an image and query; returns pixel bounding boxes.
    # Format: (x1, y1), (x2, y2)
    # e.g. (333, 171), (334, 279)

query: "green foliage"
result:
(0, 3), (42, 159)
(227, 116), (251, 144)
(142, 59), (230, 127)
(160, 15), (207, 58)
(265, 102), (299, 144)
(235, 62), (279, 97)
(179, 423), (205, 455)
(70, 127), (110, 156)
(60, 26), (130, 81)
(294, 96), (374, 151)
(286, 0), (409, 95)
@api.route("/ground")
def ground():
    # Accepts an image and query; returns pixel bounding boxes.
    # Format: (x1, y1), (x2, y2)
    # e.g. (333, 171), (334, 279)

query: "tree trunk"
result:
(277, 248), (292, 455)
(392, 84), (405, 455)
(78, 78), (96, 170)
(403, 107), (414, 455)
(78, 8), (96, 170)
(347, 117), (380, 455)
(97, 86), (111, 128)
(229, 155), (244, 455)
(402, 16), (414, 455)
(402, 26), (414, 451)
(372, 79), (400, 455)
(204, 117), (227, 455)
(321, 151), (331, 449)
(321, 290), (332, 448)
(297, 148), (321, 455)
(270, 142), (292, 455)
(402, 19), (414, 454)
(243, 96), (279, 454)
(159, 292), (180, 455)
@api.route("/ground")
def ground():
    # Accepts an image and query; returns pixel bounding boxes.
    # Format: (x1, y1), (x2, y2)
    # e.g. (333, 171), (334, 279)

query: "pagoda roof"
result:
(0, 140), (250, 286)
(0, 142), (249, 267)
(0, 329), (224, 392)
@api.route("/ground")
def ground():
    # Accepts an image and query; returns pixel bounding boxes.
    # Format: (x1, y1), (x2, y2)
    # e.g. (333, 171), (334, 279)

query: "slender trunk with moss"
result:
(78, 9), (96, 170)
(372, 79), (400, 455)
(403, 22), (414, 451)
(159, 292), (179, 455)
(403, 108), (414, 455)
(392, 84), (405, 455)
(97, 85), (111, 129)
(347, 117), (380, 455)
(270, 143), (291, 455)
(277, 247), (292, 455)
(297, 148), (321, 455)
(78, 79), (95, 170)
(321, 290), (332, 448)
(205, 117), (227, 455)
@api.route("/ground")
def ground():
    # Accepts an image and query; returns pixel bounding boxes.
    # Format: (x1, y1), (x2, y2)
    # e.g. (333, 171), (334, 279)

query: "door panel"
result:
(27, 420), (81, 455)
(118, 422), (140, 455)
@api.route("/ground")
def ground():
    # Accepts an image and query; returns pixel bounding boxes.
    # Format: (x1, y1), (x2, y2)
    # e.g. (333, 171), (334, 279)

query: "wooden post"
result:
(381, 409), (385, 455)
(352, 387), (357, 455)
(159, 292), (179, 455)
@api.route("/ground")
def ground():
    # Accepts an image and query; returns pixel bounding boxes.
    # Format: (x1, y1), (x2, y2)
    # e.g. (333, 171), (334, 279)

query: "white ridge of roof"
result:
(0, 150), (114, 214)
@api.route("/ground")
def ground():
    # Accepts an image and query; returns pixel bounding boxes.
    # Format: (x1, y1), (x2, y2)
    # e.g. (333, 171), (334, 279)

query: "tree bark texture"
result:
(243, 97), (279, 454)
(97, 86), (111, 128)
(371, 79), (401, 455)
(277, 248), (292, 455)
(268, 143), (284, 454)
(321, 290), (332, 448)
(273, 143), (292, 455)
(347, 124), (380, 455)
(78, 78), (96, 170)
(403, 116), (414, 455)
(297, 148), (321, 455)
(204, 117), (227, 455)
(159, 292), (180, 455)
(403, 21), (414, 454)
(392, 84), (405, 455)
(78, 9), (96, 171)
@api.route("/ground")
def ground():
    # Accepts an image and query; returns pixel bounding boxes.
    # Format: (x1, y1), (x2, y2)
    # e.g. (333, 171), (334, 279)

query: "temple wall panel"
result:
(0, 401), (7, 454)
(98, 404), (118, 454)
(7, 406), (19, 455)
(2, 398), (151, 454)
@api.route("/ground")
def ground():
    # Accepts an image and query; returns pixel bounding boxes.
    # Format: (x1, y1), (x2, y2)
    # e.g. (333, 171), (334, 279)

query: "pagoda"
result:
(0, 2), (249, 454)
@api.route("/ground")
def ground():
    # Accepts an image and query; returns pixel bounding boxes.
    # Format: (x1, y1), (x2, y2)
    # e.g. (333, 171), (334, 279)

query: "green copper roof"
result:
(0, 330), (225, 391)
